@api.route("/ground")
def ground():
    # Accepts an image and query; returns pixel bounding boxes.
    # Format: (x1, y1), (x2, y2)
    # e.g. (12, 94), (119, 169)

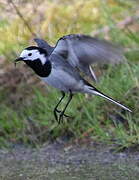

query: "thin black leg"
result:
(58, 90), (73, 124)
(54, 91), (65, 122)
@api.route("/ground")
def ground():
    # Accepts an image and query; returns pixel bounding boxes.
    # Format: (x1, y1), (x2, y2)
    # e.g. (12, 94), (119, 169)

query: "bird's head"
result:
(15, 46), (51, 77)
(15, 46), (48, 65)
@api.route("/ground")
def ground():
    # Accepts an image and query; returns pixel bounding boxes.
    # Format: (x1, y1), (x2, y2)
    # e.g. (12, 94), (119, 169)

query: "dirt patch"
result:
(0, 140), (139, 179)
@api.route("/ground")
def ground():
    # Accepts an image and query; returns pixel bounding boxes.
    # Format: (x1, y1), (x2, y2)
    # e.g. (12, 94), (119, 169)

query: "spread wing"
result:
(35, 34), (126, 81)
(53, 34), (126, 65)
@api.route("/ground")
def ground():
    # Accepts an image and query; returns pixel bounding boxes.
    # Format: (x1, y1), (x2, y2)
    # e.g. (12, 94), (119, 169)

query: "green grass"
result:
(0, 0), (139, 149)
(0, 60), (139, 148)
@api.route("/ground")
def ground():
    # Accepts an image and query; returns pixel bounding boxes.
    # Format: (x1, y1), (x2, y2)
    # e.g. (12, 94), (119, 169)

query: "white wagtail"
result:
(15, 34), (131, 124)
(34, 34), (126, 82)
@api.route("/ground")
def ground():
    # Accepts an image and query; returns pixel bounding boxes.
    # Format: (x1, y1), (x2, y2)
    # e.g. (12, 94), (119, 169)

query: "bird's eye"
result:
(28, 53), (32, 56)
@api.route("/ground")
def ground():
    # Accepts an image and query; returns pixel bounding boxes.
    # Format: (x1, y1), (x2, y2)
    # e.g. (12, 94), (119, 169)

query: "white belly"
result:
(41, 68), (84, 92)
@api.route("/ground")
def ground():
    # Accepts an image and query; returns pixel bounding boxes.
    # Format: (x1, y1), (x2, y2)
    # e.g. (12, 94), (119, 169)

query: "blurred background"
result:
(0, 0), (139, 148)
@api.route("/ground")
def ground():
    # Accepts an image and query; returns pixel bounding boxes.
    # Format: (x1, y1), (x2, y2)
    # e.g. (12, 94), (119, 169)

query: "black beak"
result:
(15, 57), (24, 62)
(14, 57), (24, 67)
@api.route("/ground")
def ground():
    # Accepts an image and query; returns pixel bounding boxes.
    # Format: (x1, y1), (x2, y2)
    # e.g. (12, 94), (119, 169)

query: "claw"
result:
(56, 109), (70, 118)
(54, 110), (59, 123)
(55, 108), (70, 124)
(54, 108), (69, 124)
(58, 111), (65, 124)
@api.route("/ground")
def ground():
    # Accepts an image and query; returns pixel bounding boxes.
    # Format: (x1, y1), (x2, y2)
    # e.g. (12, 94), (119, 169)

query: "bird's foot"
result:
(56, 109), (70, 118)
(54, 109), (70, 124)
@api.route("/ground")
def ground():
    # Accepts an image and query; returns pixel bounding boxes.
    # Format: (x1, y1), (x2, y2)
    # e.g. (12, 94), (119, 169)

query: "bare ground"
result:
(0, 140), (139, 180)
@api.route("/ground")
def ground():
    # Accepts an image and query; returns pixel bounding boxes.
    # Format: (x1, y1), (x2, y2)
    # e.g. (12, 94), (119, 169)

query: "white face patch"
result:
(20, 49), (47, 65)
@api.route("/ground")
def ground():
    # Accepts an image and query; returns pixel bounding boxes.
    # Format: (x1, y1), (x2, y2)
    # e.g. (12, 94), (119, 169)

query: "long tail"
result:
(85, 85), (132, 112)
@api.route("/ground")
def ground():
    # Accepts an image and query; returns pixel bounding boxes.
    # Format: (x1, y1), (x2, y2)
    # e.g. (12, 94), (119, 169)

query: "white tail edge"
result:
(91, 89), (132, 112)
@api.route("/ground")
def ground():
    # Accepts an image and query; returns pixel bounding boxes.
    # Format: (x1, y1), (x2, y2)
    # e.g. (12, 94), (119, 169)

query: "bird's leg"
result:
(54, 91), (70, 123)
(54, 91), (65, 122)
(58, 90), (73, 124)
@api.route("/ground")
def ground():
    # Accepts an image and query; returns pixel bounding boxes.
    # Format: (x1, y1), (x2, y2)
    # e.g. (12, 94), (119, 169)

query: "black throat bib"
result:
(25, 59), (52, 77)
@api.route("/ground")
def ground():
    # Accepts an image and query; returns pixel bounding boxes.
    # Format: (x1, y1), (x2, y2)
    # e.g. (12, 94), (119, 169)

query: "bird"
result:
(34, 34), (126, 82)
(15, 34), (131, 124)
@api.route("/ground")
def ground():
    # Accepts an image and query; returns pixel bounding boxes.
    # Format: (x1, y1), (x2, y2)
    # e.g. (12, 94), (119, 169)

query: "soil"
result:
(0, 140), (139, 180)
